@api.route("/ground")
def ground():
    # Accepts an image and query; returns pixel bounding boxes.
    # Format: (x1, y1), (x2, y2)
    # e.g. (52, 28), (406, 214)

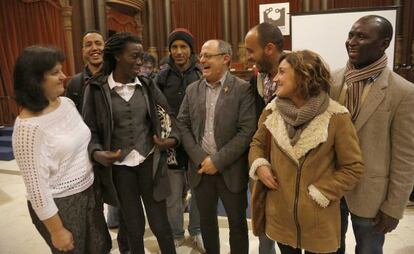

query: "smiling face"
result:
(345, 18), (389, 69)
(115, 42), (143, 81)
(42, 62), (66, 101)
(82, 32), (104, 67)
(274, 59), (298, 100)
(245, 30), (273, 73)
(199, 40), (230, 83)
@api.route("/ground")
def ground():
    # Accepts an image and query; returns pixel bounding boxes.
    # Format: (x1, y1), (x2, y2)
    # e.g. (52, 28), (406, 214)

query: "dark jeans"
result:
(351, 213), (385, 254)
(277, 242), (335, 254)
(195, 174), (248, 254)
(337, 198), (385, 254)
(112, 156), (175, 254)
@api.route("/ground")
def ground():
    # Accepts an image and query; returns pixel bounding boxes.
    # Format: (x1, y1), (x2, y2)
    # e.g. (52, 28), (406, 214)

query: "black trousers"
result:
(195, 173), (248, 254)
(112, 156), (175, 254)
(336, 198), (349, 254)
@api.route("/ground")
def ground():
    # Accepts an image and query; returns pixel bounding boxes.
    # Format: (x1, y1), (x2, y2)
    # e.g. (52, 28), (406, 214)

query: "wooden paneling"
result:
(170, 0), (223, 54)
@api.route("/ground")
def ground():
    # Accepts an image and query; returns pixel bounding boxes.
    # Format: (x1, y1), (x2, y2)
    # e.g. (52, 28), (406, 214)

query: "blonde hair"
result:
(278, 50), (331, 99)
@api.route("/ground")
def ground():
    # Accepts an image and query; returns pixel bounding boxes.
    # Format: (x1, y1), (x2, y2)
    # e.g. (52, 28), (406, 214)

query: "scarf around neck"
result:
(276, 91), (329, 146)
(344, 54), (387, 122)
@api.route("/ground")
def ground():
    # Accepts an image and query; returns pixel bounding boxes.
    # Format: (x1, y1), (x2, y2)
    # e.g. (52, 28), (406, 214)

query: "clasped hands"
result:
(198, 156), (218, 175)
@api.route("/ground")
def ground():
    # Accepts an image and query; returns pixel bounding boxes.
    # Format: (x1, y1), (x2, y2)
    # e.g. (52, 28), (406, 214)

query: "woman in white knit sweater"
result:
(12, 46), (111, 253)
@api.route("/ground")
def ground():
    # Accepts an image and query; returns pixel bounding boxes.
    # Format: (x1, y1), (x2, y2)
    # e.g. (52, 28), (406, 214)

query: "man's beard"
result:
(257, 58), (273, 73)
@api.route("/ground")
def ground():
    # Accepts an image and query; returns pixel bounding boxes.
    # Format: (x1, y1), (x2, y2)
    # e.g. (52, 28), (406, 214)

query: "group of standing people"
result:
(11, 14), (414, 254)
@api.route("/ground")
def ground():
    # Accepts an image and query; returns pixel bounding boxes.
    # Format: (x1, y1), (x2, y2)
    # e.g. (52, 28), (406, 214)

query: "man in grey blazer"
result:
(331, 15), (414, 254)
(177, 39), (256, 254)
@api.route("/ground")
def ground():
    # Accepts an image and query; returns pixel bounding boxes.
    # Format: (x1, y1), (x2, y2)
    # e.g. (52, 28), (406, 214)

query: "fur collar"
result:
(264, 98), (348, 165)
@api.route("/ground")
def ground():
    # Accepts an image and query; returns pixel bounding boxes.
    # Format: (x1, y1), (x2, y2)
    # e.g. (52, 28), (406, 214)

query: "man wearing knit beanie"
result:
(154, 28), (205, 253)
(168, 28), (194, 53)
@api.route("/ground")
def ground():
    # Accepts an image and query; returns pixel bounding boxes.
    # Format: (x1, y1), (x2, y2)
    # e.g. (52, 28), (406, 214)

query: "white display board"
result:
(291, 8), (397, 71)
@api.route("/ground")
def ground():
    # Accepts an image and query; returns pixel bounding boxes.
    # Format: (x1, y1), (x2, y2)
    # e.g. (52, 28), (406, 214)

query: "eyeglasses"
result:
(198, 53), (226, 60)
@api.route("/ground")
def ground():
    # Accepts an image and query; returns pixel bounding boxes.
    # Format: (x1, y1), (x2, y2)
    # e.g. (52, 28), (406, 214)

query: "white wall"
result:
(291, 9), (397, 71)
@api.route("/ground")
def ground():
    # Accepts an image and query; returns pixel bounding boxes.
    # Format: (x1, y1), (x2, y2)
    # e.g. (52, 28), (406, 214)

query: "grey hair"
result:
(217, 40), (232, 57)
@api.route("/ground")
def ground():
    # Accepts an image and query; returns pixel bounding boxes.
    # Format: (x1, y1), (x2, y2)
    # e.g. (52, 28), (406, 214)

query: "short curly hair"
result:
(13, 46), (65, 112)
(278, 50), (330, 99)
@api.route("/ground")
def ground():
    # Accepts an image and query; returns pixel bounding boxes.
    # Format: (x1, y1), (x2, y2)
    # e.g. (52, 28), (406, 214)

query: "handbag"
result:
(251, 131), (272, 236)
(156, 104), (178, 166)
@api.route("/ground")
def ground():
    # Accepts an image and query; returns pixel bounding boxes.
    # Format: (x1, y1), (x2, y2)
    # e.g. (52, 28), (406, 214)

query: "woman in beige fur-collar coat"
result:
(249, 50), (365, 254)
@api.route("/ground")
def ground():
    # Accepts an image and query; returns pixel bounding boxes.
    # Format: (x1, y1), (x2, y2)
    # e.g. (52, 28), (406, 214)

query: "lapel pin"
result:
(224, 86), (229, 93)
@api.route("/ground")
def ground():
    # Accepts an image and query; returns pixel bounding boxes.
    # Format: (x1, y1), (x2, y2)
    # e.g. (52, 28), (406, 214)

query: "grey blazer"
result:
(331, 67), (414, 219)
(177, 73), (257, 193)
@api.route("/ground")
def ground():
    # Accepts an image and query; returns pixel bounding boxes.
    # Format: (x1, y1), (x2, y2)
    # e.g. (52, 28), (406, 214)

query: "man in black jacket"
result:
(154, 28), (205, 252)
(66, 30), (104, 112)
(66, 30), (125, 248)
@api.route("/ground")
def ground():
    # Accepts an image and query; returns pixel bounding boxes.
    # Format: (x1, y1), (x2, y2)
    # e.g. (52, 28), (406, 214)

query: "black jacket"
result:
(82, 74), (180, 205)
(66, 66), (93, 113)
(249, 74), (266, 121)
(154, 55), (202, 116)
(154, 55), (202, 170)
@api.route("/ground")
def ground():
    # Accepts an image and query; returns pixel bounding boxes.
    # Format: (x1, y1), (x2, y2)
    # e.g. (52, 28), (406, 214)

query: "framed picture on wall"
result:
(259, 2), (290, 35)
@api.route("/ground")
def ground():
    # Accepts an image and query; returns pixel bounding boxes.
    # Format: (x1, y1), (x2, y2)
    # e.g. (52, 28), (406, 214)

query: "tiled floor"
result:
(1, 159), (413, 254)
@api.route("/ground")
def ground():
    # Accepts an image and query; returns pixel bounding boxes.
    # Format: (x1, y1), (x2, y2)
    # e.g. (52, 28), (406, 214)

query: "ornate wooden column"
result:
(60, 0), (75, 75)
(95, 0), (107, 37)
(146, 0), (158, 60)
(81, 0), (95, 31)
(163, 0), (171, 58)
(223, 0), (230, 42)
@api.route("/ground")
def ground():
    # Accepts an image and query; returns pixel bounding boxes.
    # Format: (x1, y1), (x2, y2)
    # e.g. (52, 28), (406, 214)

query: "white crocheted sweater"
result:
(12, 97), (94, 220)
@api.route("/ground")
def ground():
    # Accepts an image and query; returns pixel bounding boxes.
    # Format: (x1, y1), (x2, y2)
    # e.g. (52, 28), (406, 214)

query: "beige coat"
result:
(249, 99), (365, 253)
(331, 67), (414, 219)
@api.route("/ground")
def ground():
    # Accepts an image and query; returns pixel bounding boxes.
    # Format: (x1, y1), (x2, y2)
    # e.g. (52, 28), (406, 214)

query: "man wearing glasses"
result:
(177, 39), (256, 254)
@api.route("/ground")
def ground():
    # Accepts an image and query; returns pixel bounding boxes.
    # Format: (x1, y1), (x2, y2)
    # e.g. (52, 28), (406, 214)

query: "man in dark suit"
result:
(177, 39), (256, 254)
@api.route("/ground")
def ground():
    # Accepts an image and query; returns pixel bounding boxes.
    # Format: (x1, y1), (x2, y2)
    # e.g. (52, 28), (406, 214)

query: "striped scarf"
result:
(276, 91), (329, 146)
(344, 54), (387, 122)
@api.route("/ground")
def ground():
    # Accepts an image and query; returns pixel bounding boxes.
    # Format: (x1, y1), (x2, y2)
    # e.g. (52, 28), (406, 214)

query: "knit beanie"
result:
(168, 28), (194, 53)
